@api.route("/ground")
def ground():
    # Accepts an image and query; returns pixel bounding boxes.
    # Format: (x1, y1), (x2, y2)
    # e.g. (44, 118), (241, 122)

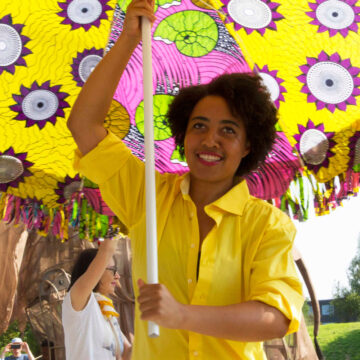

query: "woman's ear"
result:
(243, 141), (251, 158)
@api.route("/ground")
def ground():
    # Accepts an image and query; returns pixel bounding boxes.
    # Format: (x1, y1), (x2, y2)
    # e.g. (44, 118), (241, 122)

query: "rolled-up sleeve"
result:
(247, 210), (304, 334)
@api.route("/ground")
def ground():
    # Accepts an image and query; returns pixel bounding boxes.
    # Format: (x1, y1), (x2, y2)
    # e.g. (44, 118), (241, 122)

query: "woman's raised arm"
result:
(67, 0), (156, 155)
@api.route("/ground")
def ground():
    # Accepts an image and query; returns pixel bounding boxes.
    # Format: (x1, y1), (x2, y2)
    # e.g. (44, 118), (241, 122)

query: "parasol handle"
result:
(141, 16), (160, 338)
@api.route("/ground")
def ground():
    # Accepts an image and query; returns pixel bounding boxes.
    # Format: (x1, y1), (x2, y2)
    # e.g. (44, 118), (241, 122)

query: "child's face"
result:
(184, 95), (250, 189)
(97, 258), (120, 296)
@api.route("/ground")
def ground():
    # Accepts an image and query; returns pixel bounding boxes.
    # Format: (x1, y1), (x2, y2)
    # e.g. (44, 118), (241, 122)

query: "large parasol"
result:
(3, 0), (358, 241)
(0, 0), (300, 241)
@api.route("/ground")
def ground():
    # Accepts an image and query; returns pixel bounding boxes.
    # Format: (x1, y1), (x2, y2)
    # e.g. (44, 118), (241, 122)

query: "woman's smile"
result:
(197, 151), (223, 165)
(184, 95), (250, 191)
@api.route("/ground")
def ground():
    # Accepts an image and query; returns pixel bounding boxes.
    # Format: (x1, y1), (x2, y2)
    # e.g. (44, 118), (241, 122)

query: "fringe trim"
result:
(0, 190), (113, 241)
(1, 168), (359, 239)
(273, 169), (360, 221)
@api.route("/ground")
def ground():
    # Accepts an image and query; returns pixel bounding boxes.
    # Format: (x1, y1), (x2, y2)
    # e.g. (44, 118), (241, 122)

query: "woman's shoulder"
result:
(62, 290), (97, 316)
(245, 196), (293, 226)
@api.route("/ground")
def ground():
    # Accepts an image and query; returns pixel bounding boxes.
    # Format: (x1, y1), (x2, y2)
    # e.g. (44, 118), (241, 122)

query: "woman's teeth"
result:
(198, 154), (221, 162)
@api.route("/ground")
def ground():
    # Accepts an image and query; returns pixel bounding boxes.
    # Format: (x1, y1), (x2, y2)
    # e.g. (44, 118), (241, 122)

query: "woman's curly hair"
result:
(166, 73), (278, 177)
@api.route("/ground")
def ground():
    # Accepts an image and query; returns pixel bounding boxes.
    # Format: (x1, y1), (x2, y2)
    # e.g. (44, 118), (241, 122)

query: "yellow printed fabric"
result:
(0, 0), (116, 208)
(75, 132), (304, 360)
(208, 0), (360, 184)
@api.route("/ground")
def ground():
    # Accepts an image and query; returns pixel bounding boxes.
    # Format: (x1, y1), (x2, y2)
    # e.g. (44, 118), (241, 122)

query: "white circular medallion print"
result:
(316, 0), (355, 30)
(67, 0), (103, 25)
(79, 54), (102, 83)
(0, 24), (22, 66)
(227, 0), (272, 29)
(259, 72), (280, 102)
(22, 90), (59, 121)
(299, 129), (329, 165)
(306, 61), (354, 104)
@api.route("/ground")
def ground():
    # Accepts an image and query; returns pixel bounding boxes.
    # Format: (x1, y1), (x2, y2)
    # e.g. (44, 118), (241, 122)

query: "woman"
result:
(66, 0), (304, 358)
(62, 237), (131, 360)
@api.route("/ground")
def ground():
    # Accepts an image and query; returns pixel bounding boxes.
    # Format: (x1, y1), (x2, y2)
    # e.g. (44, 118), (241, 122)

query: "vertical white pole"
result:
(141, 16), (160, 338)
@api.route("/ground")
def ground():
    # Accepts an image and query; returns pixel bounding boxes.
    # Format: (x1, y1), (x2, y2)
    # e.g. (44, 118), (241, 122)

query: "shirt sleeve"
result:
(247, 207), (304, 334)
(73, 132), (147, 228)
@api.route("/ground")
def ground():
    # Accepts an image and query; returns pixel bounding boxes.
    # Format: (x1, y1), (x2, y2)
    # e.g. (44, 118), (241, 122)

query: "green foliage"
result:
(348, 252), (360, 295)
(332, 288), (360, 323)
(331, 242), (360, 323)
(308, 322), (360, 360)
(0, 321), (40, 357)
(302, 299), (314, 326)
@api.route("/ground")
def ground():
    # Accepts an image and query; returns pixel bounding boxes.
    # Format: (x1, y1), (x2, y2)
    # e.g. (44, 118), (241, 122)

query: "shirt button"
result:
(188, 278), (192, 284)
(193, 351), (199, 356)
(190, 243), (195, 248)
(189, 212), (194, 219)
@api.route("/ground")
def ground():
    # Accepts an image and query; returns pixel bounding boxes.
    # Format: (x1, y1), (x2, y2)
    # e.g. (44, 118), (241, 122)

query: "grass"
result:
(308, 322), (360, 360)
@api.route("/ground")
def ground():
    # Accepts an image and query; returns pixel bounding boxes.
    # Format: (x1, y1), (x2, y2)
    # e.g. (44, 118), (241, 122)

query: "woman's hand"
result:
(137, 279), (186, 329)
(122, 0), (156, 42)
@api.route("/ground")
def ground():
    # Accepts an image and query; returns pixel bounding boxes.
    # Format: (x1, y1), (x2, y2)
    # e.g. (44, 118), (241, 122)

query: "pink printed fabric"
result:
(106, 1), (300, 199)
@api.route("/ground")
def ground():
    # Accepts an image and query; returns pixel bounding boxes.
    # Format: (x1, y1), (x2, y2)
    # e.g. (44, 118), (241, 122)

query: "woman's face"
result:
(184, 95), (250, 189)
(97, 258), (120, 296)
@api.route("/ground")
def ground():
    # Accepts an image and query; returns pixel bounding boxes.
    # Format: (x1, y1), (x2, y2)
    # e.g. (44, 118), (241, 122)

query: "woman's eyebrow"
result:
(189, 117), (241, 128)
(221, 119), (241, 128)
(190, 116), (209, 122)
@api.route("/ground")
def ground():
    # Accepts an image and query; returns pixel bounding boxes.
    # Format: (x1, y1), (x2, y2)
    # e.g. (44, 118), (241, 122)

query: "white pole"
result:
(141, 16), (160, 338)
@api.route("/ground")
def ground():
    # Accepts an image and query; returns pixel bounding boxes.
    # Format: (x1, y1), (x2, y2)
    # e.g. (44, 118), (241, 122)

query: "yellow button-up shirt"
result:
(75, 132), (304, 360)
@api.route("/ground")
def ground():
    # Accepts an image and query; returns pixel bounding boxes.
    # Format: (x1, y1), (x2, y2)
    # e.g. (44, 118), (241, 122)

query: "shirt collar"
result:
(178, 174), (250, 216)
(208, 179), (250, 216)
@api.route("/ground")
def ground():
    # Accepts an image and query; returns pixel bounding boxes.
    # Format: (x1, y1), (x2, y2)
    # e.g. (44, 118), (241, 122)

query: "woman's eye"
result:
(223, 127), (236, 134)
(193, 123), (204, 129)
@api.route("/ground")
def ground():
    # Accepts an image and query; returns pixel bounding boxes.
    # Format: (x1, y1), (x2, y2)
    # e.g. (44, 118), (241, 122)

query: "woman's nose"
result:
(201, 129), (219, 148)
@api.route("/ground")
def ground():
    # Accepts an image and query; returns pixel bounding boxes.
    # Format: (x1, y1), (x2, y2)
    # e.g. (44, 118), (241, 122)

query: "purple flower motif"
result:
(220, 0), (284, 35)
(297, 51), (360, 113)
(306, 0), (360, 38)
(71, 48), (103, 86)
(57, 0), (113, 31)
(0, 14), (32, 75)
(0, 147), (33, 191)
(257, 64), (287, 108)
(348, 131), (360, 168)
(293, 119), (336, 173)
(55, 174), (81, 203)
(10, 81), (70, 129)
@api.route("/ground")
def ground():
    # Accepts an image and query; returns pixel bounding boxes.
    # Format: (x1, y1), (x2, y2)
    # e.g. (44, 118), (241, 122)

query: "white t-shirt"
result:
(62, 291), (124, 360)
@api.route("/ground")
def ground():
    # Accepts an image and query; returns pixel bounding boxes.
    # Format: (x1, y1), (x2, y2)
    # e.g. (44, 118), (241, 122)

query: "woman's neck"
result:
(189, 175), (235, 208)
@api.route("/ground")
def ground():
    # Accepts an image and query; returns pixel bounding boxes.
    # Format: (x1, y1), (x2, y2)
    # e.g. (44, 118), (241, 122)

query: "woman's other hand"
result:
(137, 279), (186, 329)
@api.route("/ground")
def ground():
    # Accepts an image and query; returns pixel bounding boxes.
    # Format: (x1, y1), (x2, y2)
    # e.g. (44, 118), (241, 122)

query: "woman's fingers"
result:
(127, 0), (156, 20)
(137, 280), (185, 328)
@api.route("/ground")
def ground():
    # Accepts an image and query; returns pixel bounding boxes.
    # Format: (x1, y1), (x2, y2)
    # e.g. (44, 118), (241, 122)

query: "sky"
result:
(294, 194), (360, 300)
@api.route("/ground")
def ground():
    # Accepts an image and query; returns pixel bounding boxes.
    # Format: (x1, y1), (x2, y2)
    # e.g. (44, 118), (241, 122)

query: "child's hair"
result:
(68, 248), (99, 291)
(167, 73), (278, 176)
